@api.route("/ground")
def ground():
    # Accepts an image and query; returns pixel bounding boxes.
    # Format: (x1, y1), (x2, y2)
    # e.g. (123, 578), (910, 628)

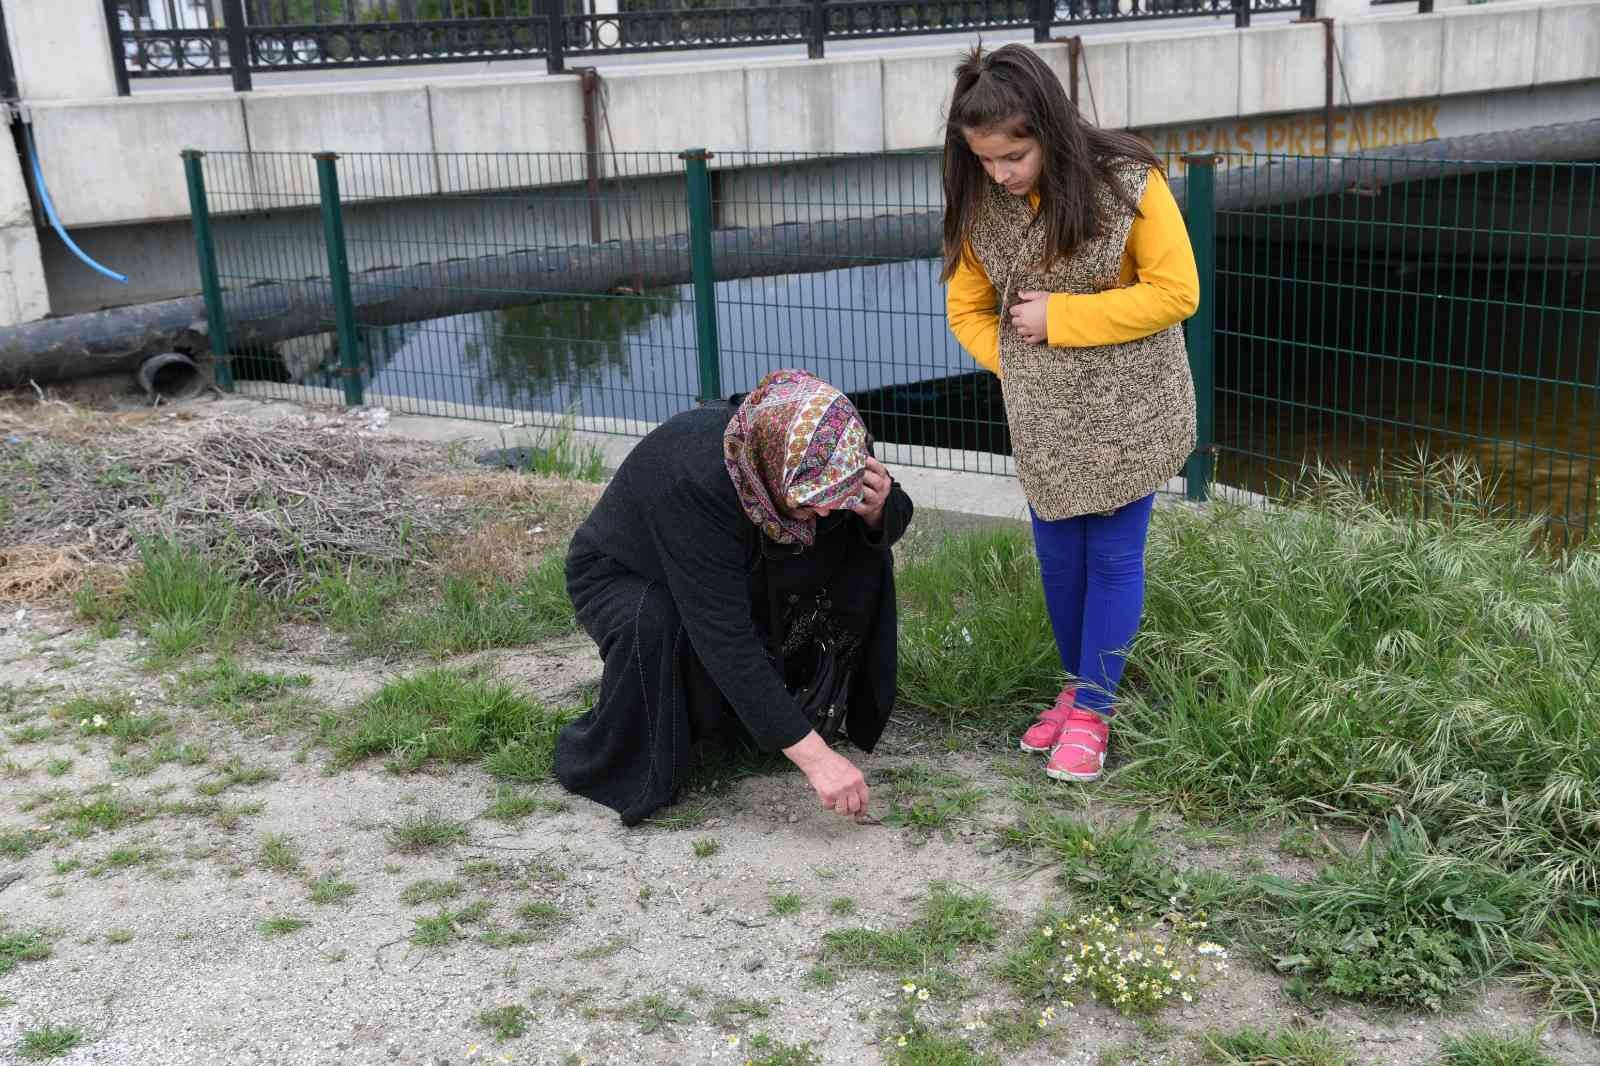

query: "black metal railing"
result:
(1, 1), (18, 101)
(105, 0), (1318, 91)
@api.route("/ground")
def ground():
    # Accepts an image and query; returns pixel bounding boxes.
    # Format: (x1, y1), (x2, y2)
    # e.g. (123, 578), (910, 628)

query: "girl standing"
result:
(942, 44), (1200, 782)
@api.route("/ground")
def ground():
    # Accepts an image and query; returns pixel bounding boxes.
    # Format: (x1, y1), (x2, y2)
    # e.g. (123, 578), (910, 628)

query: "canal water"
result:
(285, 224), (1597, 538)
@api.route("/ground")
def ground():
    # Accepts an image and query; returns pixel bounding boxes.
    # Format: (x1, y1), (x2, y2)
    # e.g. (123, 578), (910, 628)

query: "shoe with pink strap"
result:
(1045, 707), (1110, 782)
(1018, 686), (1077, 753)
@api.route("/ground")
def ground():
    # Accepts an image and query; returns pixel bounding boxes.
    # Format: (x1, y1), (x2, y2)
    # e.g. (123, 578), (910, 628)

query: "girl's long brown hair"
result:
(940, 43), (1161, 282)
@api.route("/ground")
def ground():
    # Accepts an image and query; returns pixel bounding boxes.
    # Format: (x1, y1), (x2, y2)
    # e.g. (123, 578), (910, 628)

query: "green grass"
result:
(475, 1004), (531, 1042)
(172, 658), (315, 734)
(0, 827), (51, 859)
(708, 996), (770, 1031)
(626, 992), (692, 1035)
(877, 764), (985, 839)
(1516, 917), (1600, 1031)
(823, 883), (998, 971)
(501, 417), (608, 482)
(333, 667), (580, 779)
(52, 793), (144, 837)
(481, 785), (558, 823)
(1436, 1031), (1556, 1066)
(829, 897), (857, 917)
(887, 1031), (999, 1066)
(387, 811), (469, 853)
(515, 901), (566, 934)
(400, 879), (463, 906)
(119, 538), (264, 662)
(411, 902), (489, 947)
(258, 832), (301, 874)
(743, 1035), (821, 1066)
(8, 722), (54, 743)
(259, 914), (311, 937)
(1201, 1026), (1351, 1066)
(104, 929), (135, 945)
(0, 926), (51, 975)
(769, 893), (805, 917)
(309, 553), (575, 659)
(693, 837), (721, 859)
(895, 529), (1060, 716)
(1115, 466), (1600, 904)
(91, 844), (165, 876)
(1260, 818), (1544, 1012)
(308, 874), (358, 905)
(59, 693), (165, 745)
(196, 757), (279, 797)
(18, 1024), (83, 1060)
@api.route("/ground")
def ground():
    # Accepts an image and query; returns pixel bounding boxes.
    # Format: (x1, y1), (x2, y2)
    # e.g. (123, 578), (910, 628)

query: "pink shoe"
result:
(1046, 707), (1110, 781)
(1019, 687), (1078, 753)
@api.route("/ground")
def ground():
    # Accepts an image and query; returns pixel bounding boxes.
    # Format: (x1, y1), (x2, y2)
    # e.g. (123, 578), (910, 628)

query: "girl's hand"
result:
(1010, 291), (1051, 345)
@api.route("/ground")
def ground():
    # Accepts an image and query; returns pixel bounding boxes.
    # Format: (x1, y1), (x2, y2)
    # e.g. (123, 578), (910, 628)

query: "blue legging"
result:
(1029, 493), (1155, 716)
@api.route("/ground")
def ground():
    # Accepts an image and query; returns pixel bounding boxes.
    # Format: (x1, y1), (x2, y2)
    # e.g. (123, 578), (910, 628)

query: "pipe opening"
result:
(137, 353), (205, 402)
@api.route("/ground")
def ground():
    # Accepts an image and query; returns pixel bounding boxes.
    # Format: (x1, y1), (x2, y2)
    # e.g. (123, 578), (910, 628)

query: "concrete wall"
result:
(6, 0), (119, 101)
(0, 142), (50, 326)
(21, 0), (1600, 234)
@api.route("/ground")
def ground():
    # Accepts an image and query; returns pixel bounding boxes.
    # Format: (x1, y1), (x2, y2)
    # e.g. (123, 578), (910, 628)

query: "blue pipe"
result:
(22, 125), (127, 285)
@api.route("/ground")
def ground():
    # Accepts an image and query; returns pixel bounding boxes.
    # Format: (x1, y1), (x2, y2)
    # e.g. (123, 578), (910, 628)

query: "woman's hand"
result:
(1009, 291), (1051, 344)
(847, 456), (892, 530)
(784, 731), (870, 818)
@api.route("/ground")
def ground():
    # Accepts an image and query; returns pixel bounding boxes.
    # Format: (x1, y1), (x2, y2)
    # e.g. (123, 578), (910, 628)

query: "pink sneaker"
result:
(1019, 687), (1077, 753)
(1045, 707), (1110, 781)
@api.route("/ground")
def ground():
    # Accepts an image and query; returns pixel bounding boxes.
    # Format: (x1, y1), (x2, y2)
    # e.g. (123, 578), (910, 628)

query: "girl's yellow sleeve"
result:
(945, 244), (1002, 376)
(1045, 168), (1199, 349)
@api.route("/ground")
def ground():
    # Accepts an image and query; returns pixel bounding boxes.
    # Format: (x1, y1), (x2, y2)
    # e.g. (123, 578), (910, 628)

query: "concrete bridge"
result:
(1, 0), (1598, 325)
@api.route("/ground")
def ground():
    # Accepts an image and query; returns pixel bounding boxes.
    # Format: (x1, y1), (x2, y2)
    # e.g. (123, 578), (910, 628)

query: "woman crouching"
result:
(554, 369), (914, 825)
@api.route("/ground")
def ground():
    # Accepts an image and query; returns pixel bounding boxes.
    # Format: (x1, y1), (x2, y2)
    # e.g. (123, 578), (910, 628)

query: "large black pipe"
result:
(3, 117), (1597, 388)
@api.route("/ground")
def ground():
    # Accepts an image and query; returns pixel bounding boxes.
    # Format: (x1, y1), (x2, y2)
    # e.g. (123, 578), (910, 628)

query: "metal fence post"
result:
(182, 151), (232, 392)
(219, 0), (253, 92)
(807, 0), (826, 59)
(315, 153), (365, 407)
(1183, 154), (1217, 503)
(545, 0), (566, 74)
(1232, 0), (1251, 29)
(680, 148), (722, 404)
(98, 0), (131, 97)
(1033, 0), (1053, 44)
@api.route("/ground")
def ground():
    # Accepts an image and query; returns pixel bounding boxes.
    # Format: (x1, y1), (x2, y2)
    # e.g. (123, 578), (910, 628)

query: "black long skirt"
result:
(553, 548), (743, 825)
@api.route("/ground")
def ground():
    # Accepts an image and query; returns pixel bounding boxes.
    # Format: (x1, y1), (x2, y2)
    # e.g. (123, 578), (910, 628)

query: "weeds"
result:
(411, 902), (490, 947)
(896, 530), (1059, 716)
(830, 897), (857, 917)
(335, 668), (578, 780)
(387, 811), (469, 853)
(693, 838), (721, 859)
(1515, 917), (1600, 1031)
(257, 832), (301, 874)
(476, 1004), (531, 1042)
(1028, 908), (1230, 1019)
(120, 538), (264, 662)
(400, 880), (464, 906)
(877, 765), (986, 841)
(308, 874), (358, 905)
(0, 827), (51, 859)
(172, 658), (314, 734)
(0, 926), (51, 975)
(61, 693), (164, 745)
(769, 893), (805, 917)
(196, 757), (279, 797)
(18, 1024), (83, 1060)
(1437, 1031), (1556, 1066)
(627, 993), (692, 1036)
(259, 915), (310, 937)
(708, 996), (770, 1031)
(1201, 1026), (1351, 1066)
(823, 883), (998, 971)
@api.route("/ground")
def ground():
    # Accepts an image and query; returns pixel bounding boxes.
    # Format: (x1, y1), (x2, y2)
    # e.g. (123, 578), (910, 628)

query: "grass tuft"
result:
(823, 883), (997, 971)
(334, 667), (579, 779)
(18, 1024), (83, 1061)
(387, 811), (469, 854)
(1437, 1031), (1557, 1066)
(1202, 1026), (1352, 1066)
(475, 1004), (531, 1042)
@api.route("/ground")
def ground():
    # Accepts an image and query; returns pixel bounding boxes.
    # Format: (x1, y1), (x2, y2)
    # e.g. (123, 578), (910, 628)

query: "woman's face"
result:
(962, 124), (1043, 199)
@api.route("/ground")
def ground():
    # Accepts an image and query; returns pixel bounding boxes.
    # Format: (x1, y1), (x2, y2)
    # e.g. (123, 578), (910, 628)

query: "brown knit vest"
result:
(968, 165), (1197, 520)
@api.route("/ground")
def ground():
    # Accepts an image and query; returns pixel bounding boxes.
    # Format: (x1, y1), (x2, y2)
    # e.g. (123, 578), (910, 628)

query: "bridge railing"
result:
(106, 0), (1313, 91)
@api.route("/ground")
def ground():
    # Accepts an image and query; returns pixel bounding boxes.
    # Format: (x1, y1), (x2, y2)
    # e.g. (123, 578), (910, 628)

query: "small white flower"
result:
(961, 627), (972, 644)
(916, 988), (930, 1002)
(901, 982), (917, 995)
(726, 1035), (740, 1048)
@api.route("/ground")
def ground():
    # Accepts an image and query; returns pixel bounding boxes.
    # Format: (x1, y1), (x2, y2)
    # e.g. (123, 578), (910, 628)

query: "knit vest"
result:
(968, 165), (1198, 520)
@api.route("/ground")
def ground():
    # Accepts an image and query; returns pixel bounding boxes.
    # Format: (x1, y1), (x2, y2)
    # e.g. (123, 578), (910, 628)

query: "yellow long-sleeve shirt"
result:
(945, 168), (1199, 375)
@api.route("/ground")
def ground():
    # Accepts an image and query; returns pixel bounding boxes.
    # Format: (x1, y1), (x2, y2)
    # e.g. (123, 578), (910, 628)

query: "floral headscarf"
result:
(723, 369), (869, 546)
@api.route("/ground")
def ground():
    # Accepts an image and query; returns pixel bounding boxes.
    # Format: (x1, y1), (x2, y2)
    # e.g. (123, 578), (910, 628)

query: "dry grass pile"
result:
(0, 403), (456, 595)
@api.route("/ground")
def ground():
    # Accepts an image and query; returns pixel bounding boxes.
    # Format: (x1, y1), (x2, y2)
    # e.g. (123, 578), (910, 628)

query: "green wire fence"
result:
(182, 146), (1600, 538)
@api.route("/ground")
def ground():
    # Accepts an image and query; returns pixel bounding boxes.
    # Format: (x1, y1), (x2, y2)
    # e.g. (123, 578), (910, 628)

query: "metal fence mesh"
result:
(189, 147), (1600, 537)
